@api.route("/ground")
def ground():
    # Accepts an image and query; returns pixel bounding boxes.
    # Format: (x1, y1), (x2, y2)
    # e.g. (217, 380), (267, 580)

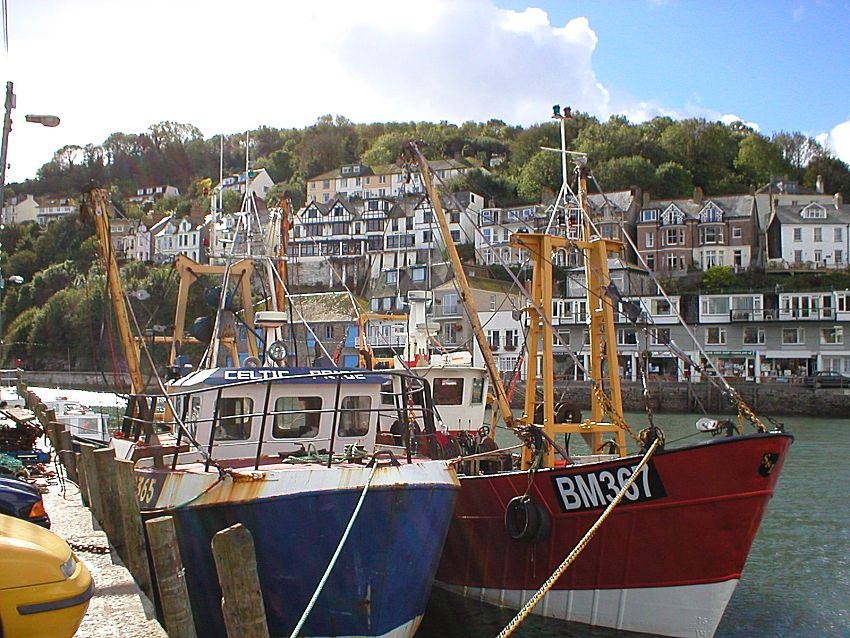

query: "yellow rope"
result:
(495, 437), (661, 638)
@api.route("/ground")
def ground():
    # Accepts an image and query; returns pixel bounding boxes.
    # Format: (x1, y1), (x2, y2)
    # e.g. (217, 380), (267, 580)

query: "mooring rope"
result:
(289, 461), (380, 638)
(495, 437), (662, 638)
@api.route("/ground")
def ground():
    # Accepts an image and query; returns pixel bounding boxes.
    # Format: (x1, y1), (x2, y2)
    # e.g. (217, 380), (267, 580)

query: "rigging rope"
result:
(495, 437), (662, 638)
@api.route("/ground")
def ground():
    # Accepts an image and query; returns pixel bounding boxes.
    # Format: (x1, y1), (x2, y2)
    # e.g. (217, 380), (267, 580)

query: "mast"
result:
(404, 142), (514, 427)
(83, 188), (145, 395)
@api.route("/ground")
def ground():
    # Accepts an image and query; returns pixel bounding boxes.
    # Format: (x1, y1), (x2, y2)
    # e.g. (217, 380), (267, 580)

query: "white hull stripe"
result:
(436, 579), (739, 638)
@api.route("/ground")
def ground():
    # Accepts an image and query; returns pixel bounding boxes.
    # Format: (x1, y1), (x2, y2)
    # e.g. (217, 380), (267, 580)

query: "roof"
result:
(640, 194), (755, 220)
(772, 203), (850, 226)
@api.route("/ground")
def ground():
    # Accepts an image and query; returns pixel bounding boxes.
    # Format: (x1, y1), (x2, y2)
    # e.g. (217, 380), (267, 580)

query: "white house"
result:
(214, 168), (275, 201)
(767, 199), (850, 268)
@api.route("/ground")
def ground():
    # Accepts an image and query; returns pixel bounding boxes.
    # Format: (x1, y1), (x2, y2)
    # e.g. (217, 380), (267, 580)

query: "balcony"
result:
(778, 308), (835, 321)
(730, 309), (764, 322)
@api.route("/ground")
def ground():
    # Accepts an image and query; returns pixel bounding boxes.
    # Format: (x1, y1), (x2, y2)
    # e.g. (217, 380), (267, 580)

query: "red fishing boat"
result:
(404, 110), (792, 637)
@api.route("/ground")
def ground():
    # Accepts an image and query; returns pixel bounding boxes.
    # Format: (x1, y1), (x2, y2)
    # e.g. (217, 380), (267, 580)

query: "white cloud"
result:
(3, 0), (611, 183)
(822, 120), (850, 165)
(719, 114), (761, 132)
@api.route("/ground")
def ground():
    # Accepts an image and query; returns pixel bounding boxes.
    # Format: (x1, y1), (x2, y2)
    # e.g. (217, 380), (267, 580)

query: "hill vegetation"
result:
(2, 111), (850, 372)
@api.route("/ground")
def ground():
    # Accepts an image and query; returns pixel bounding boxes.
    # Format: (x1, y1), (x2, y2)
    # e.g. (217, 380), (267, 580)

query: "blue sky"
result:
(2, 0), (849, 184)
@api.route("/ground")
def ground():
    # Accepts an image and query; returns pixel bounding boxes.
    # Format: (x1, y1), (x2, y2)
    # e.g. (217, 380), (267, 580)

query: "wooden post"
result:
(57, 426), (78, 484)
(78, 444), (101, 518)
(145, 516), (198, 638)
(113, 458), (152, 597)
(45, 421), (61, 454)
(76, 452), (89, 507)
(92, 447), (124, 553)
(211, 523), (269, 638)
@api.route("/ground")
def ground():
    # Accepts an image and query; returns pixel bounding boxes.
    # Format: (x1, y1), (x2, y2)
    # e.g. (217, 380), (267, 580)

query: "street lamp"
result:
(0, 81), (61, 217)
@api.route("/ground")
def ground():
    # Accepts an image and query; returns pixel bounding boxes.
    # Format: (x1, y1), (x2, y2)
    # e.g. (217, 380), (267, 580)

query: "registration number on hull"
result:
(551, 461), (666, 513)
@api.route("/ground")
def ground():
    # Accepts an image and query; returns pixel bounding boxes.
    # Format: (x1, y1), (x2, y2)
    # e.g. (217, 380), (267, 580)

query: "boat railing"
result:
(120, 369), (440, 471)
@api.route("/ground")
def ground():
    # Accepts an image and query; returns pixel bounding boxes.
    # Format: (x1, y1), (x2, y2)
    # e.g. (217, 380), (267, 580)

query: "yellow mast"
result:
(405, 142), (515, 428)
(83, 188), (145, 395)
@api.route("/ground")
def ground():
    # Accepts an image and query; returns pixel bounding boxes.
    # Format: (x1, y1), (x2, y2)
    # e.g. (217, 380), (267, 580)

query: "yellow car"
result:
(0, 513), (93, 638)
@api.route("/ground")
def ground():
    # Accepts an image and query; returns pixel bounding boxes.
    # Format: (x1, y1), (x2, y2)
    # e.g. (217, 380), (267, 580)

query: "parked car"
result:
(0, 513), (93, 637)
(0, 476), (50, 529)
(805, 370), (850, 388)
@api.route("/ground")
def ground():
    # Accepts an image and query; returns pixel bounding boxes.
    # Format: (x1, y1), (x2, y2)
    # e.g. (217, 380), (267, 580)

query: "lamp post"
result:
(0, 81), (61, 219)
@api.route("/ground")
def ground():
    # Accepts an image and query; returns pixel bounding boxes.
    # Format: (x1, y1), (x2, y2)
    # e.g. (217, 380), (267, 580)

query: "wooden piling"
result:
(211, 523), (270, 638)
(75, 452), (89, 507)
(145, 515), (198, 638)
(113, 458), (152, 597)
(57, 425), (78, 484)
(78, 444), (101, 518)
(92, 447), (124, 553)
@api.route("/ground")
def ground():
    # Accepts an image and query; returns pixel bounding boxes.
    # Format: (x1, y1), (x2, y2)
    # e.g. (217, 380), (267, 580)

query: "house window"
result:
(555, 330), (570, 347)
(705, 327), (727, 345)
(505, 330), (519, 349)
(646, 254), (655, 270)
(489, 295), (497, 311)
(443, 323), (459, 343)
(793, 228), (802, 242)
(734, 250), (744, 267)
(451, 230), (461, 243)
(835, 228), (844, 242)
(617, 329), (638, 346)
(782, 328), (804, 344)
(411, 267), (426, 282)
(385, 269), (398, 285)
(442, 293), (458, 315)
(664, 228), (682, 245)
(814, 227), (823, 242)
(814, 250), (823, 263)
(641, 209), (659, 222)
(743, 327), (765, 345)
(700, 226), (723, 245)
(324, 325), (334, 340)
(650, 328), (670, 345)
(821, 326), (843, 345)
(732, 227), (743, 239)
(794, 250), (803, 262)
(836, 250), (844, 264)
(702, 297), (730, 316)
(487, 330), (500, 349)
(645, 231), (654, 248)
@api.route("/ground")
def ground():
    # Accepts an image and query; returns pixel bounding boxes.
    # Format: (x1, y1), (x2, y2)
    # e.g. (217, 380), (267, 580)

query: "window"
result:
(651, 298), (672, 315)
(505, 329), (519, 349)
(411, 266), (426, 282)
(645, 231), (654, 248)
(794, 249), (804, 263)
(814, 227), (823, 242)
(801, 204), (826, 219)
(617, 329), (638, 346)
(324, 325), (334, 340)
(450, 230), (461, 242)
(700, 226), (723, 245)
(743, 327), (765, 345)
(702, 297), (730, 316)
(555, 330), (570, 347)
(443, 323), (459, 343)
(273, 397), (321, 438)
(442, 293), (458, 315)
(650, 328), (670, 345)
(732, 226), (743, 239)
(664, 228), (683, 245)
(835, 228), (844, 243)
(836, 250), (844, 264)
(338, 396), (371, 437)
(641, 209), (659, 222)
(705, 327), (727, 345)
(646, 254), (655, 270)
(214, 397), (253, 440)
(793, 228), (802, 242)
(487, 329), (500, 349)
(782, 328), (804, 345)
(821, 326), (843, 345)
(433, 378), (464, 405)
(814, 250), (823, 263)
(471, 378), (485, 404)
(386, 269), (398, 285)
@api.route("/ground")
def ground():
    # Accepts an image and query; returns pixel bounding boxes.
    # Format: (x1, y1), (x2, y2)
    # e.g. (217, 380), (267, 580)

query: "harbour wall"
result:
(20, 371), (850, 418)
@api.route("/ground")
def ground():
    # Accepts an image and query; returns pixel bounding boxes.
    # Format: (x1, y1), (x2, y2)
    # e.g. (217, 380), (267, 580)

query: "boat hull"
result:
(140, 461), (459, 638)
(434, 432), (793, 637)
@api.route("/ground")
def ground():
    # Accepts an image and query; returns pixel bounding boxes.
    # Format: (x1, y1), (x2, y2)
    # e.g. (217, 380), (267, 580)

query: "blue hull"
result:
(159, 483), (457, 637)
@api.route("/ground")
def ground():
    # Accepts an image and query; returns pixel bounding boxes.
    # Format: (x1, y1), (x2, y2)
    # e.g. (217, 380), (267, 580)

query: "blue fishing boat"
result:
(84, 185), (460, 638)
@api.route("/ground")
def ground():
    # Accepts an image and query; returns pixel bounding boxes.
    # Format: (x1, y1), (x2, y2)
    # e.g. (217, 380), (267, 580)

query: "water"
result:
(418, 413), (850, 637)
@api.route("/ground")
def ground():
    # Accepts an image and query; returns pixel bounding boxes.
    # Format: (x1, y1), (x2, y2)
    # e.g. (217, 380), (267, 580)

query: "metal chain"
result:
(591, 383), (640, 443)
(67, 540), (111, 555)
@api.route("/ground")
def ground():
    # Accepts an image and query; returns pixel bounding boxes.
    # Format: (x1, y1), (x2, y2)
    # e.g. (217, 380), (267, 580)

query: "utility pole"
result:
(0, 81), (14, 218)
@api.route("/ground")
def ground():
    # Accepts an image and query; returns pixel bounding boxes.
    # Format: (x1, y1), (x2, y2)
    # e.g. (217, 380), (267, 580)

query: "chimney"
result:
(642, 192), (651, 207)
(693, 186), (704, 202)
(816, 175), (825, 194)
(836, 192), (844, 208)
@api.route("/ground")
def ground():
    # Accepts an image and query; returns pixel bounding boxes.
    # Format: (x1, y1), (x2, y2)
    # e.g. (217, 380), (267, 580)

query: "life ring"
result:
(504, 495), (551, 543)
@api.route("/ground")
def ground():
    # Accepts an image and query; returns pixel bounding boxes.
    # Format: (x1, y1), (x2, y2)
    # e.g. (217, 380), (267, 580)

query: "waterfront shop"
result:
(758, 353), (814, 382)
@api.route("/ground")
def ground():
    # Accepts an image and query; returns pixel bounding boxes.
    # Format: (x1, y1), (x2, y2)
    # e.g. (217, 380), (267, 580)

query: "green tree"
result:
(734, 134), (790, 186)
(654, 162), (694, 199)
(803, 155), (850, 199)
(593, 156), (657, 192)
(515, 150), (562, 201)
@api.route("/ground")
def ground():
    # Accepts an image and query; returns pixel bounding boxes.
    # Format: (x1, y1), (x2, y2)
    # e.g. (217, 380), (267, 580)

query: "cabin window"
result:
(380, 381), (396, 406)
(433, 378), (464, 405)
(338, 396), (372, 437)
(214, 397), (253, 440)
(471, 378), (485, 404)
(273, 397), (322, 438)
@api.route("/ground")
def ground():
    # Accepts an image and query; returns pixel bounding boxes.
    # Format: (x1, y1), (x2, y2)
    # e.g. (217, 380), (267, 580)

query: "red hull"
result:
(437, 432), (791, 598)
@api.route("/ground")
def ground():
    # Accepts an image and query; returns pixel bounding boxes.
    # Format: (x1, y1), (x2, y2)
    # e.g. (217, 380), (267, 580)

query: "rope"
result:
(495, 437), (662, 638)
(289, 461), (379, 638)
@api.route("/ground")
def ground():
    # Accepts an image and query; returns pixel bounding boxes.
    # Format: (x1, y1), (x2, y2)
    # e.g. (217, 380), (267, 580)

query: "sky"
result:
(2, 0), (849, 184)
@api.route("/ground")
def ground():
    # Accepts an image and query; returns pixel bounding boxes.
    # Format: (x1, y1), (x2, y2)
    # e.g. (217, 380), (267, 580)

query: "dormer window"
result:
(660, 205), (684, 226)
(801, 203), (827, 219)
(641, 209), (659, 223)
(699, 203), (723, 223)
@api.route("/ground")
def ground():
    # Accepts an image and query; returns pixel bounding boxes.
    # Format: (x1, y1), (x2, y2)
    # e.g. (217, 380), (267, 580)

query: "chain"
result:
(591, 383), (640, 443)
(67, 540), (111, 555)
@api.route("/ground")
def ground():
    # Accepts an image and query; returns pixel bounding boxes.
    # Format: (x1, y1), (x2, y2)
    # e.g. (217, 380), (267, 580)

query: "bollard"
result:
(78, 444), (101, 519)
(57, 426), (78, 484)
(92, 447), (124, 553)
(113, 459), (152, 597)
(211, 523), (270, 638)
(76, 452), (89, 507)
(145, 516), (198, 638)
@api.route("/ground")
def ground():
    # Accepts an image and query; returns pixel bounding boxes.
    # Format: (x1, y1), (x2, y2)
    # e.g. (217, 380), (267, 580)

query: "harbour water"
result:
(419, 412), (850, 637)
